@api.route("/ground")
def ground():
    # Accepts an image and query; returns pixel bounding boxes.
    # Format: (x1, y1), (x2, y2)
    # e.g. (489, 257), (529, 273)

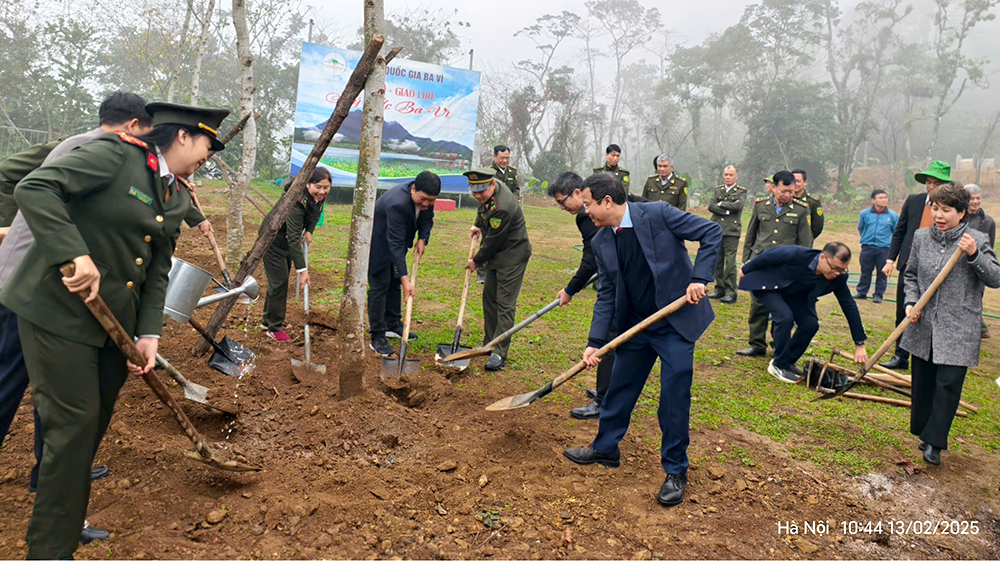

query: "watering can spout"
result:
(194, 276), (259, 309)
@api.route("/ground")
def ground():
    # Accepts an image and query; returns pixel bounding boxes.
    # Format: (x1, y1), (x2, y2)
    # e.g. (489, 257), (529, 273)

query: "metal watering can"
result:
(164, 258), (259, 323)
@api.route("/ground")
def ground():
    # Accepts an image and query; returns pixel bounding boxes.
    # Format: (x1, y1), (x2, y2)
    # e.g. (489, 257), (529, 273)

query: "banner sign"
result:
(291, 42), (481, 192)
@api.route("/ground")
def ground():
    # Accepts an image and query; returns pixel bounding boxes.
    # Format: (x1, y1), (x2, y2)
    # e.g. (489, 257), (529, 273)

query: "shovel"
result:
(188, 317), (254, 377)
(381, 253), (421, 378)
(487, 295), (688, 411)
(291, 243), (326, 381)
(154, 352), (234, 415)
(439, 273), (598, 364)
(435, 234), (479, 370)
(815, 247), (964, 401)
(189, 191), (232, 287)
(60, 262), (258, 472)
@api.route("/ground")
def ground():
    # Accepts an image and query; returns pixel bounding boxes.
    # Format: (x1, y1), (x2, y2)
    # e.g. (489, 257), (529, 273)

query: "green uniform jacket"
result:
(0, 141), (61, 227)
(491, 164), (520, 198)
(742, 196), (813, 263)
(0, 132), (194, 347)
(473, 181), (531, 270)
(800, 192), (824, 240)
(642, 174), (688, 209)
(707, 185), (747, 237)
(593, 164), (630, 190)
(259, 195), (324, 270)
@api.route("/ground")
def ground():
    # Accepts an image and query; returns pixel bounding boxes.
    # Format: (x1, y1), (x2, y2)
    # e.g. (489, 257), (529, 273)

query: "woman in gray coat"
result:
(901, 183), (1000, 465)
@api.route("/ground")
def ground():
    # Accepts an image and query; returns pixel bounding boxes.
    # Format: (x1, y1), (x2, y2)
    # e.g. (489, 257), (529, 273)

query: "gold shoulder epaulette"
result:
(509, 166), (516, 171)
(649, 175), (658, 179)
(619, 168), (629, 173)
(177, 176), (196, 194)
(114, 130), (148, 149)
(736, 185), (747, 191)
(793, 197), (808, 207)
(756, 196), (770, 203)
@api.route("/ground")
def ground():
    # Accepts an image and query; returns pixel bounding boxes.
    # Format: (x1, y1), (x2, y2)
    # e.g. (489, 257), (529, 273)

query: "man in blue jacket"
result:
(739, 243), (869, 383)
(563, 173), (721, 507)
(854, 189), (898, 303)
(367, 172), (439, 357)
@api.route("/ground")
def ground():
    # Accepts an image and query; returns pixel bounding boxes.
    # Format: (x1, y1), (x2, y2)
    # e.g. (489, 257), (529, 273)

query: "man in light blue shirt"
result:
(855, 188), (898, 303)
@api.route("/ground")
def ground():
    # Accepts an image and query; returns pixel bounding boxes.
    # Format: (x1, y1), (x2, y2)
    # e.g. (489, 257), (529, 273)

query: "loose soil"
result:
(1, 213), (999, 560)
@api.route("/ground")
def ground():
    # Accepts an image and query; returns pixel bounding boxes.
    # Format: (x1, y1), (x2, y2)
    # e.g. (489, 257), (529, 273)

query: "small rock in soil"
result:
(436, 504), (448, 516)
(632, 549), (652, 560)
(707, 466), (726, 480)
(437, 460), (458, 472)
(207, 509), (227, 524)
(478, 474), (489, 488)
(797, 538), (819, 554)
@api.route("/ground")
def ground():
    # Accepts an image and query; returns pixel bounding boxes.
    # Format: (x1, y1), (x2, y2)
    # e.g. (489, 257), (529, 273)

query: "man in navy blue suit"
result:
(739, 242), (868, 383)
(563, 173), (722, 507)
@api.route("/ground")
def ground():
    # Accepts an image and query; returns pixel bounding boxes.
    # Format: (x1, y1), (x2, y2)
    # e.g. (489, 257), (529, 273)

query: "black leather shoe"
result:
(485, 353), (505, 371)
(80, 522), (110, 544)
(707, 291), (725, 300)
(563, 446), (620, 468)
(853, 293), (867, 300)
(585, 388), (597, 400)
(737, 347), (766, 357)
(923, 445), (941, 465)
(30, 466), (110, 493)
(918, 441), (927, 451)
(570, 400), (601, 420)
(872, 296), (883, 304)
(880, 355), (908, 370)
(720, 295), (737, 304)
(657, 474), (687, 506)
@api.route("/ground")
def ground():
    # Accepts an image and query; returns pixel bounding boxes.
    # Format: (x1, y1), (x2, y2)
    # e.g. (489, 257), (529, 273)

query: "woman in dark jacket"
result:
(259, 167), (331, 341)
(901, 183), (1000, 465)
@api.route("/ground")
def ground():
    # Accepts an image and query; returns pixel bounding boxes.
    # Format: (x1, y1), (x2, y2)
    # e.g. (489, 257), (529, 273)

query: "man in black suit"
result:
(563, 173), (721, 507)
(739, 243), (868, 383)
(546, 171), (646, 419)
(880, 161), (952, 370)
(367, 172), (439, 357)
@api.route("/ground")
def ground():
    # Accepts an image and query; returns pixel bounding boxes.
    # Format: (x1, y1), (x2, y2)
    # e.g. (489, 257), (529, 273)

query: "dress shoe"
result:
(30, 466), (110, 493)
(720, 295), (737, 304)
(918, 441), (927, 451)
(657, 474), (687, 506)
(585, 388), (597, 400)
(80, 521), (110, 544)
(737, 347), (766, 357)
(563, 446), (620, 468)
(707, 291), (725, 300)
(872, 296), (883, 304)
(485, 353), (506, 371)
(570, 400), (601, 420)
(982, 331), (991, 339)
(923, 444), (941, 465)
(880, 355), (908, 370)
(853, 293), (867, 300)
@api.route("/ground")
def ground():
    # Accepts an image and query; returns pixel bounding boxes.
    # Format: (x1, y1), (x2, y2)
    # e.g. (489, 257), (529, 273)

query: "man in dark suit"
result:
(739, 243), (868, 383)
(563, 173), (721, 507)
(367, 172), (439, 357)
(880, 161), (952, 370)
(547, 171), (646, 419)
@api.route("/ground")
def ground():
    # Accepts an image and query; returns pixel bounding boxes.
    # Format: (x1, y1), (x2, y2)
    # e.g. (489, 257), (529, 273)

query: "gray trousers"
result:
(713, 236), (740, 298)
(483, 261), (528, 359)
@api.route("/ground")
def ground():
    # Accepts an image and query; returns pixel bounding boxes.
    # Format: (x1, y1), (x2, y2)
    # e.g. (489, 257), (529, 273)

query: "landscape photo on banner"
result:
(291, 42), (482, 192)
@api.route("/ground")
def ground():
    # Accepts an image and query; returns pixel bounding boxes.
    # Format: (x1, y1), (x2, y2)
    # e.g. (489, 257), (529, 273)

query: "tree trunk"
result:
(337, 0), (387, 400)
(166, 0), (194, 103)
(228, 0), (256, 272)
(190, 0), (217, 106)
(190, 35), (385, 357)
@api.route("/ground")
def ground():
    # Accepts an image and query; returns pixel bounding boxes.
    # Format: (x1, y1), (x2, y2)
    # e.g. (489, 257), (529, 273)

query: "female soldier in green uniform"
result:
(259, 167), (331, 341)
(0, 102), (229, 559)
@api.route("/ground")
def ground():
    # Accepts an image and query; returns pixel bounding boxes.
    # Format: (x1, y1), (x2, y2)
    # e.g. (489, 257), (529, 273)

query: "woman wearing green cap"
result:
(0, 102), (229, 559)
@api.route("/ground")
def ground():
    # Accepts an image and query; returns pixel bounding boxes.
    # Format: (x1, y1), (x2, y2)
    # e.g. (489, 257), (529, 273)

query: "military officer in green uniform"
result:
(0, 102), (229, 559)
(593, 144), (630, 191)
(792, 168), (823, 243)
(707, 166), (746, 304)
(1, 141), (62, 230)
(464, 168), (532, 371)
(642, 154), (688, 210)
(491, 144), (520, 200)
(737, 170), (813, 358)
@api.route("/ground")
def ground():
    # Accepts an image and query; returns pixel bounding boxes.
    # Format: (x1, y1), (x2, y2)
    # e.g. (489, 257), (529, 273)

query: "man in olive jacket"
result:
(464, 168), (532, 371)
(707, 165), (746, 304)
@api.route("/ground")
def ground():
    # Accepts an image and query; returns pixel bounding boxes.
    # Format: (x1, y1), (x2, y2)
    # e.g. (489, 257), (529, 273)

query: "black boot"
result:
(923, 445), (941, 465)
(657, 474), (687, 506)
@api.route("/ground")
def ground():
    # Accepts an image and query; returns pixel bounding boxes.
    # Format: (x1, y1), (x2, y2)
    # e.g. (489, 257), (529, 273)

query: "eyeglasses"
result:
(554, 195), (571, 208)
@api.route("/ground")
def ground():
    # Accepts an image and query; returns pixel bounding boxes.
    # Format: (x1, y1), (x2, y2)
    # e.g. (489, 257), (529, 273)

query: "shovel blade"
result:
(291, 358), (327, 382)
(435, 344), (472, 370)
(485, 381), (555, 411)
(381, 358), (419, 378)
(208, 337), (254, 377)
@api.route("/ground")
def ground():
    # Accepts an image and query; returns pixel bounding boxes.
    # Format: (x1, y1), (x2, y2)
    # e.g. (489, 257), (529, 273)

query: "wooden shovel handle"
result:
(862, 247), (964, 374)
(59, 262), (248, 470)
(189, 191), (229, 283)
(400, 253), (421, 342)
(545, 295), (689, 393)
(455, 233), (478, 328)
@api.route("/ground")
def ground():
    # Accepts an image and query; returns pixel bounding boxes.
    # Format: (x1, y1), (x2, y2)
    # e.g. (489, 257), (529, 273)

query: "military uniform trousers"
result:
(910, 351), (966, 450)
(367, 265), (402, 337)
(18, 317), (128, 559)
(592, 323), (694, 475)
(0, 302), (45, 487)
(482, 261), (528, 360)
(713, 236), (740, 298)
(261, 244), (295, 331)
(755, 291), (819, 370)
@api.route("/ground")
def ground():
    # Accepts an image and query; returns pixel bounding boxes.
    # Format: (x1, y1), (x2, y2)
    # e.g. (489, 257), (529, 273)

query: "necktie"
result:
(919, 201), (933, 228)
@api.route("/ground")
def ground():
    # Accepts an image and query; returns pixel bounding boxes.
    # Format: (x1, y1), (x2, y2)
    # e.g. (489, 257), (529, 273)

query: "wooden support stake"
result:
(841, 392), (967, 418)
